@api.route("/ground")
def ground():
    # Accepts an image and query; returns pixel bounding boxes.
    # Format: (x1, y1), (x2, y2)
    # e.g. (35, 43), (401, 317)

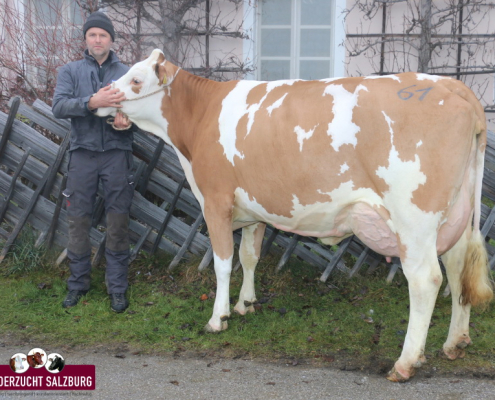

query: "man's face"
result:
(86, 27), (112, 63)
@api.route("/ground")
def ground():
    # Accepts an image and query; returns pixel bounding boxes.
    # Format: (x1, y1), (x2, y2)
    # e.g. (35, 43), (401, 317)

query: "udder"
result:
(344, 202), (399, 257)
(436, 184), (472, 255)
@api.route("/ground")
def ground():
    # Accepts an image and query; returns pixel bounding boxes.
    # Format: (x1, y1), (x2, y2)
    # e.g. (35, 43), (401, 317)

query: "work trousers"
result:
(64, 148), (134, 294)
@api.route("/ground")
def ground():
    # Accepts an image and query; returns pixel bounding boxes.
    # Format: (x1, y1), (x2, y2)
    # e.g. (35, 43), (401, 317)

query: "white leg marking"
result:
(441, 230), (472, 359)
(234, 224), (261, 315)
(206, 252), (233, 332)
(392, 246), (442, 380)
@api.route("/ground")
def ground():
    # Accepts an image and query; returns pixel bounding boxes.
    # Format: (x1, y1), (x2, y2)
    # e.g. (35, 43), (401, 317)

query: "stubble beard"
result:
(89, 47), (110, 64)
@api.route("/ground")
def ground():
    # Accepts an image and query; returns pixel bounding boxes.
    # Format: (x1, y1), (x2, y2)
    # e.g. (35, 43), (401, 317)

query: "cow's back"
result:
(220, 73), (482, 252)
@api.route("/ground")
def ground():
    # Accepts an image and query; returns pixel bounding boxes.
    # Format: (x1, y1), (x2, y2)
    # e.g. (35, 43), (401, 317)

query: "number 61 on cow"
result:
(96, 49), (493, 382)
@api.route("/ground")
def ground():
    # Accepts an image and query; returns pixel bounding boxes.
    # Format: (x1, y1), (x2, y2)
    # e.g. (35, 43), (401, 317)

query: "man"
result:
(52, 11), (134, 312)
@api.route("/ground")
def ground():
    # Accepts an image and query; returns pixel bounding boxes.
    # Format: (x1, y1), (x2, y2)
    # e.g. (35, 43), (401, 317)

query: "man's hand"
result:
(88, 85), (126, 110)
(113, 111), (132, 130)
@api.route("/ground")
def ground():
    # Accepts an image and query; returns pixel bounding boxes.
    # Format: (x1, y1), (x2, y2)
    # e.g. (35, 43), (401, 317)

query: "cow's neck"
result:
(163, 71), (237, 162)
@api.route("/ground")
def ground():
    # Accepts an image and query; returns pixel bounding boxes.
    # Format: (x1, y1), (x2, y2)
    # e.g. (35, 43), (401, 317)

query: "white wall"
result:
(344, 0), (495, 131)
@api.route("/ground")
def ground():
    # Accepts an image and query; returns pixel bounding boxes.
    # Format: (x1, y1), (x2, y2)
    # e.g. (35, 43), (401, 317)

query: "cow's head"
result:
(96, 49), (177, 141)
(27, 355), (36, 367)
(48, 355), (64, 371)
(34, 352), (43, 361)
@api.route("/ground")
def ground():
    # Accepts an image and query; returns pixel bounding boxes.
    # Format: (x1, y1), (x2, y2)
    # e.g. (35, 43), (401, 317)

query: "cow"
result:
(27, 352), (44, 368)
(12, 355), (26, 372)
(96, 49), (493, 382)
(48, 355), (65, 372)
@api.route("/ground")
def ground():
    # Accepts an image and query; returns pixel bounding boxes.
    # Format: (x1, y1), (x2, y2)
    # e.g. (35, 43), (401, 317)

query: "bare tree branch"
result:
(345, 0), (495, 126)
(0, 0), (253, 111)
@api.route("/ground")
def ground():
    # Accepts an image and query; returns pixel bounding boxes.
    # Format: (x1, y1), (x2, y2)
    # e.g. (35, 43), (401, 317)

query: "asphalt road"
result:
(1, 343), (494, 400)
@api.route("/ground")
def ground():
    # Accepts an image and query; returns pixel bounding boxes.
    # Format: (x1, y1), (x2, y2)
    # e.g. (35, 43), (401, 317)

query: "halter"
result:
(121, 66), (182, 102)
(107, 64), (181, 129)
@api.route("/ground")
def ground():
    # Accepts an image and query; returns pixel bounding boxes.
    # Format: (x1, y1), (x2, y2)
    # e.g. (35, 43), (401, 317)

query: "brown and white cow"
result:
(97, 49), (493, 381)
(27, 352), (44, 368)
(9, 357), (16, 372)
(10, 355), (26, 372)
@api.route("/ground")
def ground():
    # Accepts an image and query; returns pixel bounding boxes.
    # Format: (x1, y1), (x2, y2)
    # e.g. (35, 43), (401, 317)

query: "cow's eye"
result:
(132, 78), (141, 85)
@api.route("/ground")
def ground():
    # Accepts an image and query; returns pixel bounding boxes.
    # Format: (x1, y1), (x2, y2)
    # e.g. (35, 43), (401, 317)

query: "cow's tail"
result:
(460, 99), (493, 308)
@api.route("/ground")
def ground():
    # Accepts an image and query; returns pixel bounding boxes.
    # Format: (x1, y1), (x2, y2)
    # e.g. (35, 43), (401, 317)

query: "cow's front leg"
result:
(205, 252), (233, 332)
(203, 200), (235, 333)
(234, 223), (266, 315)
(388, 247), (442, 382)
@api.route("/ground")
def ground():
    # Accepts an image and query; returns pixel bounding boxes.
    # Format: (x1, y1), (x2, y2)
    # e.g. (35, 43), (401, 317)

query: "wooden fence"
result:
(1, 97), (495, 283)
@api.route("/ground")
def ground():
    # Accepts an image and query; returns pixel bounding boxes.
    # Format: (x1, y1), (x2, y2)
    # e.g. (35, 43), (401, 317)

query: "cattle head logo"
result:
(27, 348), (46, 369)
(9, 349), (66, 373)
(9, 353), (27, 373)
(46, 353), (65, 373)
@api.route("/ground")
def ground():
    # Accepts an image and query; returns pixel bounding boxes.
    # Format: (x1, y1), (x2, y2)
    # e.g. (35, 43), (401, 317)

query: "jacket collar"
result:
(84, 49), (120, 65)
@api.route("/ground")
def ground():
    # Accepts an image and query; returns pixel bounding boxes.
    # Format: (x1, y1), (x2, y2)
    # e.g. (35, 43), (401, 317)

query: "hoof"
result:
(443, 339), (471, 360)
(411, 354), (427, 368)
(386, 366), (415, 382)
(234, 301), (256, 316)
(204, 320), (228, 333)
(456, 340), (471, 350)
(443, 346), (466, 360)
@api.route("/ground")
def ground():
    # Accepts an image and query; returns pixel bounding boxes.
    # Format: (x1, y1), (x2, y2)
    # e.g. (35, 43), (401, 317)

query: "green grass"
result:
(1, 229), (495, 376)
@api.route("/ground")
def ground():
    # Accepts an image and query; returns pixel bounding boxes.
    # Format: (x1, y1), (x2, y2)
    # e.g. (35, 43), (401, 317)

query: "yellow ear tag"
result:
(162, 76), (168, 85)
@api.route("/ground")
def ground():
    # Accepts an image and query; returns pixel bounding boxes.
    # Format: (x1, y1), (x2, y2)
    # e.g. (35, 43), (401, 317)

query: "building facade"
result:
(1, 0), (493, 128)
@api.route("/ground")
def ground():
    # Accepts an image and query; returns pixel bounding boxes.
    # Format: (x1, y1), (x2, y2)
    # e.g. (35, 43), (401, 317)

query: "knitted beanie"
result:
(83, 12), (115, 42)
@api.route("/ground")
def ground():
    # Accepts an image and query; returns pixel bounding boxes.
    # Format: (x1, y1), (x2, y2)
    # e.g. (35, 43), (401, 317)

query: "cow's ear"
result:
(155, 53), (167, 86)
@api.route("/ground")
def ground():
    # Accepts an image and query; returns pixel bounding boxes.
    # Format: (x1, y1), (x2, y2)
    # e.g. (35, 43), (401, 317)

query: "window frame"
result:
(25, 0), (85, 86)
(252, 0), (345, 81)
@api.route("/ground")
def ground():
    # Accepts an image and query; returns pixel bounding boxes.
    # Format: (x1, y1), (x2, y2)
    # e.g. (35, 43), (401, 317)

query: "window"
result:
(26, 0), (85, 85)
(258, 0), (334, 80)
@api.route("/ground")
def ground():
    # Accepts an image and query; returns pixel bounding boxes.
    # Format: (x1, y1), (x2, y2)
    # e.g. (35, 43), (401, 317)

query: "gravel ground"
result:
(1, 343), (494, 400)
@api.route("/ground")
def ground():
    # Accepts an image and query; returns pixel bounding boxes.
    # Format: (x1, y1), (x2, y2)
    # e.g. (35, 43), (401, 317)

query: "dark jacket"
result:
(52, 50), (134, 152)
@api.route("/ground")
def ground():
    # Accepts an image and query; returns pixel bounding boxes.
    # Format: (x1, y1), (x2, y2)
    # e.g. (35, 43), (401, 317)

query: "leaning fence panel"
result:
(1, 98), (494, 281)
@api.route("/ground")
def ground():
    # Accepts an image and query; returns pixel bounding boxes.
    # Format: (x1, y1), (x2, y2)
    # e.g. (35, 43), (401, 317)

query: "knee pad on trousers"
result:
(68, 216), (92, 255)
(106, 212), (130, 253)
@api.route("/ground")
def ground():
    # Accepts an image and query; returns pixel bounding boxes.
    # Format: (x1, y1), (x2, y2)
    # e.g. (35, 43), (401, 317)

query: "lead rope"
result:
(107, 111), (133, 130)
(106, 65), (182, 130)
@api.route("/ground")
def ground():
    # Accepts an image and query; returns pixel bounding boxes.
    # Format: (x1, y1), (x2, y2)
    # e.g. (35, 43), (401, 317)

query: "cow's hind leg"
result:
(442, 228), (492, 359)
(441, 228), (472, 360)
(388, 245), (443, 382)
(234, 223), (266, 315)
